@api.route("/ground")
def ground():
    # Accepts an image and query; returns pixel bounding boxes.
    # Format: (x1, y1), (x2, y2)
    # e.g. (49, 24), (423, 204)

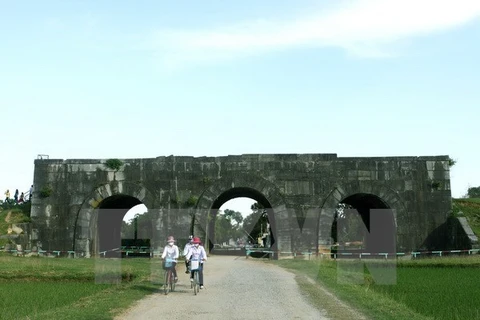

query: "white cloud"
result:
(149, 0), (480, 68)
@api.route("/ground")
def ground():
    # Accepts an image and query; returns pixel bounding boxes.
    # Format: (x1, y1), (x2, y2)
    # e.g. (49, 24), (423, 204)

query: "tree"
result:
(214, 210), (242, 244)
(121, 211), (154, 240)
(467, 186), (480, 198)
(223, 209), (243, 226)
(121, 220), (134, 239)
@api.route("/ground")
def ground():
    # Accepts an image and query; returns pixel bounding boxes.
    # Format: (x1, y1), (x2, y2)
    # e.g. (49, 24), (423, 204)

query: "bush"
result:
(39, 185), (53, 198)
(105, 159), (123, 171)
(448, 157), (456, 167)
(185, 196), (198, 207)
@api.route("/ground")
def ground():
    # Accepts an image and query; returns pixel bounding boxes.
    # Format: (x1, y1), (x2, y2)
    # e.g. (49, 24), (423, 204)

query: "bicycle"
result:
(188, 258), (204, 295)
(163, 258), (177, 295)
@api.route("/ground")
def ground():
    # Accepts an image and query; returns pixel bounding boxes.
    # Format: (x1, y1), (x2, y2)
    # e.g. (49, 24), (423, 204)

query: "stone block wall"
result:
(30, 154), (453, 255)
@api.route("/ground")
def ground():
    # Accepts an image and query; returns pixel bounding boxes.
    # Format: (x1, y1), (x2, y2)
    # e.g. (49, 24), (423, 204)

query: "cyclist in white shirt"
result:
(161, 236), (179, 282)
(183, 235), (194, 273)
(185, 237), (207, 289)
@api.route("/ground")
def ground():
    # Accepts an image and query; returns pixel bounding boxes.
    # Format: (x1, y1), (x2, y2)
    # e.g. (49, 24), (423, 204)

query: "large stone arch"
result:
(319, 181), (409, 251)
(193, 173), (288, 254)
(73, 181), (157, 256)
(31, 154), (454, 257)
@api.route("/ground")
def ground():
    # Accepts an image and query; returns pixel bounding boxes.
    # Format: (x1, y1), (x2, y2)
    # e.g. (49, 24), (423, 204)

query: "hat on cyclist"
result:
(188, 235), (193, 240)
(192, 237), (201, 244)
(167, 236), (175, 242)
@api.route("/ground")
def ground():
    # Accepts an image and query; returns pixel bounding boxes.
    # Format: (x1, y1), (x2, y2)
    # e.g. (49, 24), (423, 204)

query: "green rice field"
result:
(274, 255), (480, 320)
(0, 254), (160, 320)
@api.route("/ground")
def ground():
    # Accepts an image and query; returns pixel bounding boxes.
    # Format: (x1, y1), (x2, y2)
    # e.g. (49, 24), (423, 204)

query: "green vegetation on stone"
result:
(39, 185), (53, 198)
(104, 159), (124, 181)
(185, 195), (198, 207)
(104, 159), (123, 171)
(448, 157), (456, 167)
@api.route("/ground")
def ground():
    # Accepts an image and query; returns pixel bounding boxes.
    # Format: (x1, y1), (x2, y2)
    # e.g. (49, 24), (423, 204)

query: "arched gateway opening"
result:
(93, 194), (151, 257)
(331, 193), (396, 255)
(206, 187), (277, 256)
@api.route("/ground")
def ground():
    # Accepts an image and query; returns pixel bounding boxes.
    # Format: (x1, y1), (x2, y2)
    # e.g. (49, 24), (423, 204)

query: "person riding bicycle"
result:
(183, 235), (194, 273)
(185, 237), (207, 289)
(161, 236), (179, 282)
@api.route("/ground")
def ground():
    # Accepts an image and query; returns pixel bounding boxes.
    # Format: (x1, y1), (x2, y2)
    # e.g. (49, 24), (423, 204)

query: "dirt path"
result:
(5, 211), (11, 223)
(115, 255), (330, 320)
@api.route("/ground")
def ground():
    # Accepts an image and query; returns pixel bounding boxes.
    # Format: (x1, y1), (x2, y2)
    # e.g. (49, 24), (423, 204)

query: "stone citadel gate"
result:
(30, 154), (454, 258)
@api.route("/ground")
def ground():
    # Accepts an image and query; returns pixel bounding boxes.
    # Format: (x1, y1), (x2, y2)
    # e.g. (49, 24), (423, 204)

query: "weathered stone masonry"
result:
(30, 154), (453, 256)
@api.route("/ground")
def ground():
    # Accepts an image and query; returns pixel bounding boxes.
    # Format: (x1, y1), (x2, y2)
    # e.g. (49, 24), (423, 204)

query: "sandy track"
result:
(115, 255), (329, 320)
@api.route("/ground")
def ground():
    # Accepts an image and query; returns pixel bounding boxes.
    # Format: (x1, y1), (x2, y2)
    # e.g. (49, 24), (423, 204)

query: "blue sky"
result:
(2, 1), (479, 210)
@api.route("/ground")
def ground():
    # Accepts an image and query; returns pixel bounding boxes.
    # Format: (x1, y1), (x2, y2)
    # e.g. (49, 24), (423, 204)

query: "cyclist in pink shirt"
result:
(185, 237), (207, 289)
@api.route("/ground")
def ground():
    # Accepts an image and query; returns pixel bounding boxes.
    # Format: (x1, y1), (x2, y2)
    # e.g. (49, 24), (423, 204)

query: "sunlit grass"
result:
(453, 197), (480, 236)
(273, 255), (480, 320)
(0, 256), (161, 320)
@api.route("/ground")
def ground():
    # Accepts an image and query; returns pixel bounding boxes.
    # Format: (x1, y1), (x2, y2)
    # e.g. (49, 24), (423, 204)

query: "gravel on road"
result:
(115, 255), (330, 320)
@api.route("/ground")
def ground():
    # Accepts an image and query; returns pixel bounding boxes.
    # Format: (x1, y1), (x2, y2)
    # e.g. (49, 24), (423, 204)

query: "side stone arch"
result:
(193, 173), (288, 253)
(319, 181), (409, 250)
(73, 181), (157, 255)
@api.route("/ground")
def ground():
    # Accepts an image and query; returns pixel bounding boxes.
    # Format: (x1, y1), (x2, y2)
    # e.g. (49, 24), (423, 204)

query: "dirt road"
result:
(115, 255), (329, 320)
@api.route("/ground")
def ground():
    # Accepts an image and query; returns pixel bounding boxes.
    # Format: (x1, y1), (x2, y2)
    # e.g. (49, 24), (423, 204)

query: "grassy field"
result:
(273, 255), (480, 320)
(1, 198), (479, 319)
(2, 253), (480, 319)
(0, 254), (164, 320)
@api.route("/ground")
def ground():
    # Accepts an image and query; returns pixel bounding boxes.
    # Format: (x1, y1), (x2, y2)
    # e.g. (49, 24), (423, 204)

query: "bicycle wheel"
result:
(193, 271), (197, 295)
(164, 270), (169, 295)
(195, 271), (200, 295)
(190, 270), (193, 289)
(170, 270), (175, 292)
